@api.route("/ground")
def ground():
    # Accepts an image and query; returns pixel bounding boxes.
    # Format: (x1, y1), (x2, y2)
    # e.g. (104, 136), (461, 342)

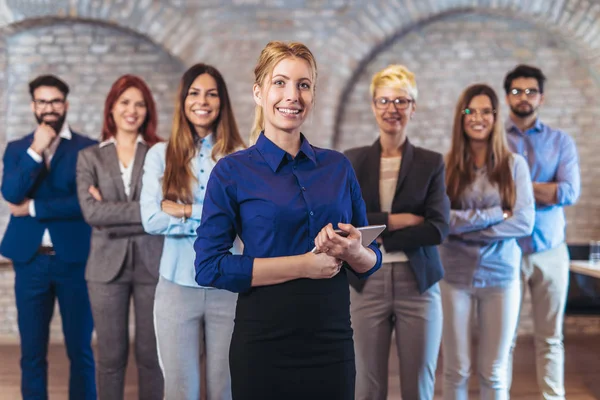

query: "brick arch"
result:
(329, 6), (600, 244)
(327, 1), (600, 148)
(0, 0), (207, 64)
(0, 16), (186, 143)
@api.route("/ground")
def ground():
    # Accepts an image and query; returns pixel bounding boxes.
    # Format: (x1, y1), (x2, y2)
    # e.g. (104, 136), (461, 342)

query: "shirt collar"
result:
(99, 134), (146, 148)
(255, 132), (316, 172)
(197, 132), (215, 150)
(58, 123), (72, 140)
(505, 117), (543, 135)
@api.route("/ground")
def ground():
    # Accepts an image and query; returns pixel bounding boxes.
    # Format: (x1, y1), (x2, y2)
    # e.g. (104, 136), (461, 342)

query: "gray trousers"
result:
(350, 261), (442, 400)
(87, 249), (163, 400)
(154, 276), (237, 400)
(440, 279), (521, 400)
(508, 243), (570, 400)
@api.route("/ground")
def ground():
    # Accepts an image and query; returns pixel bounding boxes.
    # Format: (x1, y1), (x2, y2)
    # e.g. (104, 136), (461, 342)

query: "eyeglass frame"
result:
(372, 96), (414, 110)
(509, 88), (540, 98)
(32, 98), (66, 110)
(462, 108), (496, 117)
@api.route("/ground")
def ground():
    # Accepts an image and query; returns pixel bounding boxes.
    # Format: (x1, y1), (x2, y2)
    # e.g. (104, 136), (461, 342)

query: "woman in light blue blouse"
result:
(440, 84), (535, 400)
(140, 64), (245, 400)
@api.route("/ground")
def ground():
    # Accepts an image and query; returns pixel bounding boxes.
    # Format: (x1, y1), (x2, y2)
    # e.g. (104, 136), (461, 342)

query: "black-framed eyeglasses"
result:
(33, 98), (66, 109)
(462, 108), (496, 117)
(509, 88), (540, 98)
(373, 97), (413, 110)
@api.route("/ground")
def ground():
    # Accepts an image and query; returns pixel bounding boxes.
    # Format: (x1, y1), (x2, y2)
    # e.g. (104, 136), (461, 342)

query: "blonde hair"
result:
(370, 64), (418, 100)
(249, 41), (318, 145)
(445, 83), (515, 209)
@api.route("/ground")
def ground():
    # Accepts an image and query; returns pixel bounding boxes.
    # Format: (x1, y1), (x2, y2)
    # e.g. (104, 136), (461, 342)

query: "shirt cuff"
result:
(489, 206), (505, 224)
(29, 200), (36, 217)
(350, 243), (382, 280)
(27, 147), (43, 163)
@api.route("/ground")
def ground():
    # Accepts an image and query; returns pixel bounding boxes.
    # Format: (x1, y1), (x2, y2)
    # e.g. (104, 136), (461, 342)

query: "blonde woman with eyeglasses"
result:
(344, 64), (450, 400)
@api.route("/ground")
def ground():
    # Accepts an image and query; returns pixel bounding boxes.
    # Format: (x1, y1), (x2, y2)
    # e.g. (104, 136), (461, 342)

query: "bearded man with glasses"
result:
(0, 75), (97, 399)
(504, 64), (581, 400)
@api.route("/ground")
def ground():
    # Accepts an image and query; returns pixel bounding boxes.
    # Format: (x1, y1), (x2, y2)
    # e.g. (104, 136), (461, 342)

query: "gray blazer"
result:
(76, 141), (163, 283)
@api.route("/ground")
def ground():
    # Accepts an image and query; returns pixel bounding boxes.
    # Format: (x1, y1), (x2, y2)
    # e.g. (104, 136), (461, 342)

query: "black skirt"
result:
(229, 272), (355, 400)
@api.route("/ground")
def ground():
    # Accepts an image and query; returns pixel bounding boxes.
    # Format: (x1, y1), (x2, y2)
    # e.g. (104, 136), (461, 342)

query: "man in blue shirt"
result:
(0, 75), (97, 399)
(504, 65), (581, 400)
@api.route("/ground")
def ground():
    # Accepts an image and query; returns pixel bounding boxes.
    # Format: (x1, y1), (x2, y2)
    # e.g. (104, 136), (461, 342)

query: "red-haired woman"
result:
(76, 75), (164, 400)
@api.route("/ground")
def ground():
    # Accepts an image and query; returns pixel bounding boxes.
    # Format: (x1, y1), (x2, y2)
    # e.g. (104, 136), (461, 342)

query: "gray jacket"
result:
(76, 141), (163, 283)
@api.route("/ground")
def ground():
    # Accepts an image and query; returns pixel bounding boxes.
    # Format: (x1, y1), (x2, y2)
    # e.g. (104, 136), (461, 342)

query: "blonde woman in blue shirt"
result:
(140, 63), (245, 400)
(441, 84), (535, 400)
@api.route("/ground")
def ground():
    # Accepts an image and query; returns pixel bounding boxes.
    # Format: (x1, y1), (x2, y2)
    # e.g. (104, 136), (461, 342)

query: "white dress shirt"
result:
(26, 123), (73, 247)
(98, 135), (145, 197)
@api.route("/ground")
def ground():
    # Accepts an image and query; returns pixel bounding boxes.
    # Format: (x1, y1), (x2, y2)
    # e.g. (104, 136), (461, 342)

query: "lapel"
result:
(394, 138), (414, 197)
(101, 144), (127, 201)
(49, 136), (69, 169)
(362, 140), (383, 212)
(129, 142), (148, 201)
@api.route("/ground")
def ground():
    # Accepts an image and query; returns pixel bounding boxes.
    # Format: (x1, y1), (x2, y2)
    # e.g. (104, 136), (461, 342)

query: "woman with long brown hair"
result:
(440, 83), (534, 400)
(140, 64), (245, 400)
(76, 74), (164, 400)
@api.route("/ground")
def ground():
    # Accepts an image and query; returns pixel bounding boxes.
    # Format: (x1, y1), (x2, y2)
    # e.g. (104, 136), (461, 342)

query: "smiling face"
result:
(184, 73), (221, 138)
(111, 86), (147, 135)
(371, 86), (415, 137)
(253, 56), (314, 136)
(463, 94), (495, 143)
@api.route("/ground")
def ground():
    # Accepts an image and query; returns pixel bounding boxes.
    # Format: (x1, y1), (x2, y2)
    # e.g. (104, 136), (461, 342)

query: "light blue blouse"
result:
(440, 154), (535, 288)
(140, 135), (241, 287)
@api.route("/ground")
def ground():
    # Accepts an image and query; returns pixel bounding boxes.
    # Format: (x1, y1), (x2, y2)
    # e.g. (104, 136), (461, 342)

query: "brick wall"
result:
(1, 1), (600, 341)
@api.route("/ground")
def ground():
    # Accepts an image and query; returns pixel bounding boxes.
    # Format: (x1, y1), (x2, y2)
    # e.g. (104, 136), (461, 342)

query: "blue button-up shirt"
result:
(194, 133), (382, 293)
(440, 155), (535, 288)
(140, 135), (242, 287)
(506, 118), (581, 255)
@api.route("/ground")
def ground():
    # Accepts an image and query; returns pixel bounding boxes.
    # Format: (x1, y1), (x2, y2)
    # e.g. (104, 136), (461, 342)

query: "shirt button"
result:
(201, 186), (205, 190)
(302, 187), (306, 191)
(201, 169), (204, 173)
(309, 211), (314, 216)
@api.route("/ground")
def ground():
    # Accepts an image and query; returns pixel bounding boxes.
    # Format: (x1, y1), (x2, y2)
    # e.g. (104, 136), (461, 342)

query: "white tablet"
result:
(311, 224), (386, 253)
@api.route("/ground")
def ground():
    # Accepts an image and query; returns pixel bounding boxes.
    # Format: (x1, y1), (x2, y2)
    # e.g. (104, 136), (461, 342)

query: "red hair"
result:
(101, 75), (161, 146)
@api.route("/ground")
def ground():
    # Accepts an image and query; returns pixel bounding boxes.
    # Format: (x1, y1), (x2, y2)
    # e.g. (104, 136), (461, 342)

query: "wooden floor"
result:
(0, 335), (598, 399)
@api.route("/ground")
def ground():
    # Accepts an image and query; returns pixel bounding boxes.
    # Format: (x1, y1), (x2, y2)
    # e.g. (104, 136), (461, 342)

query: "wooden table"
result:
(570, 260), (600, 279)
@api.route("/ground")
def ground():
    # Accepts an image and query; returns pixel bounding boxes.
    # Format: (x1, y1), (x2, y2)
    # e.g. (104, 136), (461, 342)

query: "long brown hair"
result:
(249, 41), (317, 144)
(163, 64), (245, 203)
(445, 84), (515, 209)
(102, 75), (161, 146)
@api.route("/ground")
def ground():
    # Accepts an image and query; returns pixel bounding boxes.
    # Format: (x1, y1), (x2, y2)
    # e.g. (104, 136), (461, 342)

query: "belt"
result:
(38, 246), (56, 255)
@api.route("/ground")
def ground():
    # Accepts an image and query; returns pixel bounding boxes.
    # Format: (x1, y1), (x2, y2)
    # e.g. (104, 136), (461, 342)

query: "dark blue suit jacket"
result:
(0, 130), (96, 264)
